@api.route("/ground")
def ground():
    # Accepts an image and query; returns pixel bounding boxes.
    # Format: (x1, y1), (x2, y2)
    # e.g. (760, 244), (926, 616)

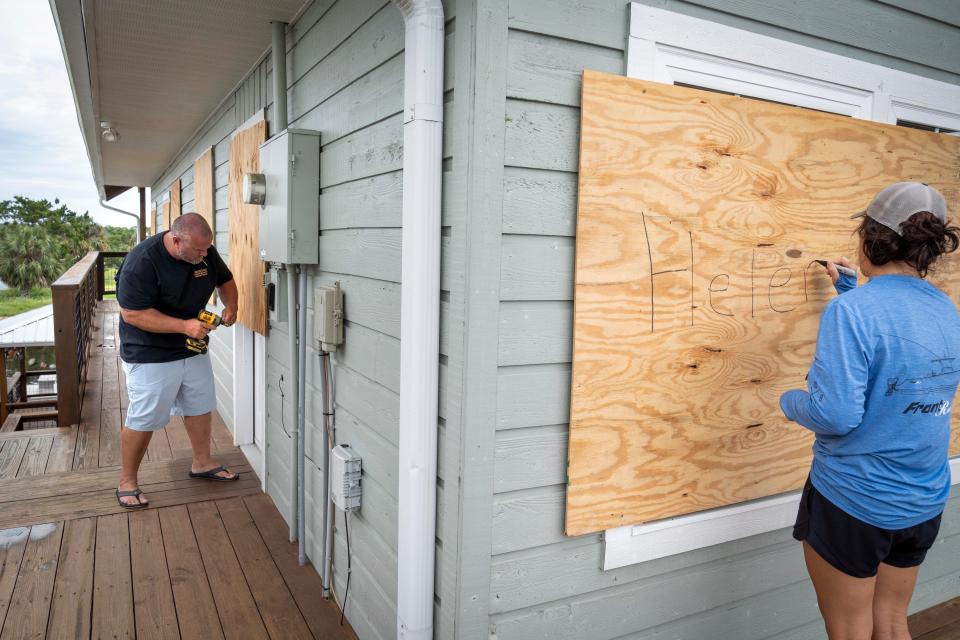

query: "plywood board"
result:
(566, 70), (960, 536)
(170, 178), (181, 224)
(150, 205), (156, 236)
(194, 147), (217, 304)
(193, 148), (215, 236)
(160, 201), (171, 233)
(228, 121), (268, 335)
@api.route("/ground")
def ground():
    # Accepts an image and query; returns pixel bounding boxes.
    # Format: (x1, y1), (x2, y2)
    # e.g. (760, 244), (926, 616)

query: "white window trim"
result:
(606, 3), (960, 572)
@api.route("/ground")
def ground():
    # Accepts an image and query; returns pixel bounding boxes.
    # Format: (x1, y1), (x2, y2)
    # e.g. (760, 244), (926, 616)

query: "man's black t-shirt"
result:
(116, 232), (233, 363)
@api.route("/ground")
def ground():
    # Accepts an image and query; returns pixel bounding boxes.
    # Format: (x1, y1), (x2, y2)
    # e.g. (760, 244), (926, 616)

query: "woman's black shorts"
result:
(792, 477), (942, 578)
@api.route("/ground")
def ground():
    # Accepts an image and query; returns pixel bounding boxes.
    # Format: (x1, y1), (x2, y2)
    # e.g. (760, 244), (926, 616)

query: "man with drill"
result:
(115, 212), (240, 508)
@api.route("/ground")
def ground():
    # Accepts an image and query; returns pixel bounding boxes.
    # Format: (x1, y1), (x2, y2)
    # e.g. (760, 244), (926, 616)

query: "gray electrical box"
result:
(265, 267), (288, 323)
(330, 444), (362, 512)
(258, 129), (320, 264)
(313, 282), (344, 351)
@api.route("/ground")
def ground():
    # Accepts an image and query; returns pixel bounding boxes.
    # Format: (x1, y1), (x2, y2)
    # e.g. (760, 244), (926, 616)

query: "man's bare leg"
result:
(119, 427), (153, 506)
(183, 412), (236, 479)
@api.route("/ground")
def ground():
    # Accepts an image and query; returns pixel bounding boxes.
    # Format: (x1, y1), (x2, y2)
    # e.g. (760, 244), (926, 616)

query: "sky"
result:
(0, 0), (144, 228)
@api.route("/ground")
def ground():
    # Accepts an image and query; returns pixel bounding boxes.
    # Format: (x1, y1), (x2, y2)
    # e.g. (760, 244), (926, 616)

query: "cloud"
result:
(0, 0), (146, 228)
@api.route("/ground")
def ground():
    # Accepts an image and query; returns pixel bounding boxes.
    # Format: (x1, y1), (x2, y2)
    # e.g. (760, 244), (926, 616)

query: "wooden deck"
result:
(2, 302), (954, 639)
(0, 301), (356, 639)
(912, 598), (960, 639)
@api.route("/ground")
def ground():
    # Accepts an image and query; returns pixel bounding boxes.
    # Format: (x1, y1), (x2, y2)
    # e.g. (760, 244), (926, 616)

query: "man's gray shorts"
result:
(121, 354), (216, 431)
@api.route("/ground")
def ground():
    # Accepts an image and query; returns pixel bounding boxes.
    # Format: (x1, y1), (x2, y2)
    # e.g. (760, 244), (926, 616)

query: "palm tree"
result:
(0, 225), (62, 296)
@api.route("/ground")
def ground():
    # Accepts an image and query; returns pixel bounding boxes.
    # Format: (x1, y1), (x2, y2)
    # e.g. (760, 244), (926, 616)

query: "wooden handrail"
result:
(7, 400), (58, 410)
(52, 250), (127, 427)
(52, 251), (98, 288)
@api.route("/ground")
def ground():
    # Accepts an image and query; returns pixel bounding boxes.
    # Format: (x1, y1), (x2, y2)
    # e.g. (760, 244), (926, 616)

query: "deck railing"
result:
(0, 355), (58, 429)
(52, 250), (126, 427)
(97, 251), (127, 298)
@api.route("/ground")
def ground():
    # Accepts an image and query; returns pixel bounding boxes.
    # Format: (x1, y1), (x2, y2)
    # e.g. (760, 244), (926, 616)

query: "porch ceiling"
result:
(49, 0), (306, 198)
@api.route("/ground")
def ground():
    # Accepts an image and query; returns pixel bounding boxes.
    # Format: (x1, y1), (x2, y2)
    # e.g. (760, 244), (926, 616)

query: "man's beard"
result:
(177, 249), (203, 265)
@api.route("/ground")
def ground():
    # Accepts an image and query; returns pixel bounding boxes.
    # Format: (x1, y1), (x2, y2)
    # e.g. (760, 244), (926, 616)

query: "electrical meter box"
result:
(258, 129), (320, 264)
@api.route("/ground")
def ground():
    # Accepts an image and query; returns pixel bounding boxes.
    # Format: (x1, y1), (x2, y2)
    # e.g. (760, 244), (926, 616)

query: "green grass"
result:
(103, 265), (120, 300)
(0, 288), (53, 318)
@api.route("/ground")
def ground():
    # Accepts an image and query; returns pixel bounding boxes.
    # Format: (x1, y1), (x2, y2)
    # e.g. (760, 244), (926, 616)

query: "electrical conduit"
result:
(296, 267), (307, 565)
(270, 20), (300, 547)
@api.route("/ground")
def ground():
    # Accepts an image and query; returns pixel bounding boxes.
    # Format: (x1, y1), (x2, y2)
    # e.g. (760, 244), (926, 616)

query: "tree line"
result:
(0, 196), (136, 295)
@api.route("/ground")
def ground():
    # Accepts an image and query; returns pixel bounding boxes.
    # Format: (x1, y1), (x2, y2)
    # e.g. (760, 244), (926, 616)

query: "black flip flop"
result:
(116, 488), (148, 509)
(189, 465), (240, 482)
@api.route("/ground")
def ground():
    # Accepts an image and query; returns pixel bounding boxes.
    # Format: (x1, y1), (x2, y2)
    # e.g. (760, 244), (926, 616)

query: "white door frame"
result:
(234, 324), (266, 488)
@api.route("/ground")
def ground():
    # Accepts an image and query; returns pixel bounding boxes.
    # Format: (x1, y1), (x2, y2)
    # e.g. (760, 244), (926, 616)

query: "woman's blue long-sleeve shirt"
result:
(780, 274), (959, 529)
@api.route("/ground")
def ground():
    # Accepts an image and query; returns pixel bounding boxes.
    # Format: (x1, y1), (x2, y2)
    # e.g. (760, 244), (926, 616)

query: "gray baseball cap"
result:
(850, 181), (948, 235)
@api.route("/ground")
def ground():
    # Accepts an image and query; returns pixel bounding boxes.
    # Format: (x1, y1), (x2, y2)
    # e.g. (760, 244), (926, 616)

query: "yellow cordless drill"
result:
(185, 310), (234, 353)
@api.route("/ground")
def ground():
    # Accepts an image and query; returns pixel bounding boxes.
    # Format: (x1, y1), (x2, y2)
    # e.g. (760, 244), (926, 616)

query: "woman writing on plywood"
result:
(780, 182), (959, 640)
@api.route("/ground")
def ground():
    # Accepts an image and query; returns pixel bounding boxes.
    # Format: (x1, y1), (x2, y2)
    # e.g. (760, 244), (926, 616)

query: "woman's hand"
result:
(827, 257), (858, 294)
(825, 256), (855, 285)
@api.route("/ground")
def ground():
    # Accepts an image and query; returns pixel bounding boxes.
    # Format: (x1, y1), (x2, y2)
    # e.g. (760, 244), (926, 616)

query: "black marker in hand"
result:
(815, 260), (856, 277)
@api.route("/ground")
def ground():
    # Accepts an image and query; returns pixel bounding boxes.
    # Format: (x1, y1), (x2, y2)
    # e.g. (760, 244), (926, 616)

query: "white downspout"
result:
(392, 1), (444, 639)
(99, 199), (142, 243)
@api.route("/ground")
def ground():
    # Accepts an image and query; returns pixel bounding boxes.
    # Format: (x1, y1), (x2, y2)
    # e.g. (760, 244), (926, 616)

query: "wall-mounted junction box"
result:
(313, 282), (344, 351)
(264, 267), (288, 323)
(257, 129), (320, 264)
(330, 444), (362, 512)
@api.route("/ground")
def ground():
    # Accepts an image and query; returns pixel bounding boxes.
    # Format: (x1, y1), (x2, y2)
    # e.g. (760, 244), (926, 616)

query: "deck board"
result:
(912, 598), (960, 639)
(16, 436), (53, 478)
(165, 416), (197, 460)
(244, 493), (360, 640)
(97, 356), (122, 468)
(0, 528), (29, 632)
(44, 429), (78, 474)
(0, 473), (259, 530)
(0, 451), (250, 504)
(0, 440), (28, 480)
(160, 505), (225, 640)
(73, 354), (103, 471)
(145, 425), (174, 462)
(189, 501), (269, 639)
(129, 510), (180, 640)
(217, 498), (314, 640)
(92, 513), (135, 640)
(0, 523), (63, 640)
(46, 518), (95, 640)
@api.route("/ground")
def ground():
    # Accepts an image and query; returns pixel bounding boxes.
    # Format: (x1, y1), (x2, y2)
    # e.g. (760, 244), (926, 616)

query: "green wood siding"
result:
(482, 1), (960, 638)
(147, 0), (960, 638)
(149, 1), (460, 638)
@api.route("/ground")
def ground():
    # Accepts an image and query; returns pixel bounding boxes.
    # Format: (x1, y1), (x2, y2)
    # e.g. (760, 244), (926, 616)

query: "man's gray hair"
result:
(170, 212), (213, 240)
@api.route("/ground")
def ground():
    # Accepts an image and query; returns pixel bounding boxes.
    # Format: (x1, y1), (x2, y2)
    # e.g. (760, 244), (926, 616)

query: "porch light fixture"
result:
(100, 121), (119, 142)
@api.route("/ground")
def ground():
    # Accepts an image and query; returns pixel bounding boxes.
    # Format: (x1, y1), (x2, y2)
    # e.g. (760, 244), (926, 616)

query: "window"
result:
(605, 3), (960, 571)
(897, 120), (958, 135)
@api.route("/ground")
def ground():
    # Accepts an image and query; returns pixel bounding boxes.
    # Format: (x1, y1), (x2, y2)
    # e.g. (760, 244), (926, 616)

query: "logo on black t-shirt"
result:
(194, 268), (208, 278)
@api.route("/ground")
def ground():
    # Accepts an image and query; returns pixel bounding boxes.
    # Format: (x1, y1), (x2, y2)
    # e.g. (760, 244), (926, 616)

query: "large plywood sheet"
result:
(170, 179), (181, 224)
(566, 70), (960, 536)
(193, 148), (215, 234)
(194, 147), (216, 304)
(160, 202), (170, 233)
(228, 121), (268, 336)
(150, 205), (156, 236)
